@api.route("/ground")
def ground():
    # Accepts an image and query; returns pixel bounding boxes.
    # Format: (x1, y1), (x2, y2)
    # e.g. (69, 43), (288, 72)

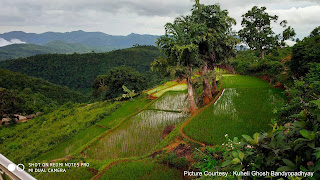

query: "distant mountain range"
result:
(0, 30), (160, 48)
(0, 40), (115, 60)
(0, 30), (160, 60)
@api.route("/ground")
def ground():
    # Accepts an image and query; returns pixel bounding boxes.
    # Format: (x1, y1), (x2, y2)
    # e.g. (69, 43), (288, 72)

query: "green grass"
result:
(96, 97), (151, 128)
(184, 75), (286, 145)
(152, 84), (187, 97)
(145, 81), (178, 94)
(0, 101), (123, 163)
(36, 97), (151, 161)
(100, 160), (183, 180)
(36, 125), (106, 161)
(35, 167), (94, 180)
(222, 74), (271, 88)
(86, 110), (187, 160)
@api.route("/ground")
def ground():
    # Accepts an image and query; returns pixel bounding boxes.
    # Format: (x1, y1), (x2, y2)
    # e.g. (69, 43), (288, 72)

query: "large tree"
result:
(239, 6), (295, 59)
(191, 2), (238, 104)
(289, 27), (320, 77)
(152, 15), (202, 114)
(92, 66), (147, 99)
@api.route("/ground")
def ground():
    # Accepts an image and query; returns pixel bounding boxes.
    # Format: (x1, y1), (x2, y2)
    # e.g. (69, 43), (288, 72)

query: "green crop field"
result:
(222, 74), (271, 88)
(184, 75), (286, 145)
(86, 110), (187, 159)
(148, 91), (188, 112)
(99, 160), (183, 180)
(152, 84), (187, 97)
(37, 97), (151, 161)
(145, 81), (178, 95)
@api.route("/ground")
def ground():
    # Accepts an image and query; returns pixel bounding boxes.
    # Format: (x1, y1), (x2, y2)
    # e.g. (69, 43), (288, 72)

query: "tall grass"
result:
(99, 160), (183, 180)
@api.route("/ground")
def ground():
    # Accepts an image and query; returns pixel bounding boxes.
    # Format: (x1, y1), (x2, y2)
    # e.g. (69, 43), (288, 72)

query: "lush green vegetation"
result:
(100, 160), (183, 180)
(92, 66), (148, 99)
(37, 96), (151, 161)
(229, 47), (291, 83)
(184, 75), (285, 145)
(0, 101), (120, 163)
(152, 84), (187, 98)
(36, 167), (94, 180)
(0, 46), (163, 92)
(193, 27), (320, 178)
(145, 81), (178, 95)
(289, 31), (320, 77)
(221, 74), (272, 88)
(148, 91), (188, 112)
(0, 69), (85, 115)
(86, 109), (186, 159)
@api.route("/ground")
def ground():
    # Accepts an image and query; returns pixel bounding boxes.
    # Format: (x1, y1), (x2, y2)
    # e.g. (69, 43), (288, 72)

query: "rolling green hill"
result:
(0, 46), (163, 92)
(0, 41), (115, 60)
(0, 69), (85, 115)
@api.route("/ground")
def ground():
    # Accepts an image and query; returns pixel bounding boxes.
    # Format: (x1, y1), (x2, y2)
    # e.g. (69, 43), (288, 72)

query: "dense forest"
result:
(0, 69), (85, 116)
(0, 45), (163, 93)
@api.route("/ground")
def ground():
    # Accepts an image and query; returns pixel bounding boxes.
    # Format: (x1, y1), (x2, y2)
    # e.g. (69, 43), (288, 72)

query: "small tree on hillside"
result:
(239, 6), (295, 59)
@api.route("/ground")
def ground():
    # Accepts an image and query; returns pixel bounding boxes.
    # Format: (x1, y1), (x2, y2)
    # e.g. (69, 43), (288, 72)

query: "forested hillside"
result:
(0, 46), (163, 92)
(0, 69), (85, 115)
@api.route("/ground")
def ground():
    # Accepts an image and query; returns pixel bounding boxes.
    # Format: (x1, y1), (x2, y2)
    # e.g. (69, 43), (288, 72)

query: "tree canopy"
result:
(289, 27), (320, 77)
(239, 6), (295, 59)
(92, 66), (147, 100)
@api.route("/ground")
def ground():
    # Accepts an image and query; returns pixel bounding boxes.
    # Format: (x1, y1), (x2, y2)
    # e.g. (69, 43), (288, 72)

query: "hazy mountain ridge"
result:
(0, 30), (160, 48)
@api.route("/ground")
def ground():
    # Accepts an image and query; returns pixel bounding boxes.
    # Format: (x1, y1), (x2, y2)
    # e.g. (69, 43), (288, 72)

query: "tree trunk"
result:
(211, 74), (218, 95)
(202, 62), (213, 105)
(261, 49), (265, 59)
(187, 75), (197, 114)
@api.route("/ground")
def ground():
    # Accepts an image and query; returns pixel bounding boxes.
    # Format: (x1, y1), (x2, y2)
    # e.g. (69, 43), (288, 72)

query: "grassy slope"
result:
(36, 97), (151, 161)
(100, 160), (183, 180)
(36, 167), (94, 180)
(184, 75), (286, 145)
(145, 81), (178, 95)
(0, 101), (121, 163)
(152, 84), (187, 97)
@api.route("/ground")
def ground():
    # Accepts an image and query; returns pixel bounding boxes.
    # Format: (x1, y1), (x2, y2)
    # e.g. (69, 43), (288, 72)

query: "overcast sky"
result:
(0, 0), (319, 39)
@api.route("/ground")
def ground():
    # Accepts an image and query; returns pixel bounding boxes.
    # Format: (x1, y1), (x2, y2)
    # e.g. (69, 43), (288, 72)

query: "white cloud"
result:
(0, 38), (26, 47)
(0, 0), (318, 38)
(284, 40), (297, 46)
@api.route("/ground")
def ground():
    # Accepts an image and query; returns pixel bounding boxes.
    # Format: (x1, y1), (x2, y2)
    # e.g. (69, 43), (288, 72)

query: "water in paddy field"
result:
(86, 110), (187, 160)
(213, 88), (285, 119)
(149, 91), (188, 111)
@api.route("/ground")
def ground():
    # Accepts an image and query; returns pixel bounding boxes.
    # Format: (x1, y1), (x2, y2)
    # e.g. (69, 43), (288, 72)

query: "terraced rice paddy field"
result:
(184, 75), (286, 145)
(37, 97), (151, 161)
(84, 90), (188, 160)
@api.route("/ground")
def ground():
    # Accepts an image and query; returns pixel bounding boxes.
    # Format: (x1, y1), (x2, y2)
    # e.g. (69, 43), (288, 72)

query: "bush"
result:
(156, 151), (188, 169)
